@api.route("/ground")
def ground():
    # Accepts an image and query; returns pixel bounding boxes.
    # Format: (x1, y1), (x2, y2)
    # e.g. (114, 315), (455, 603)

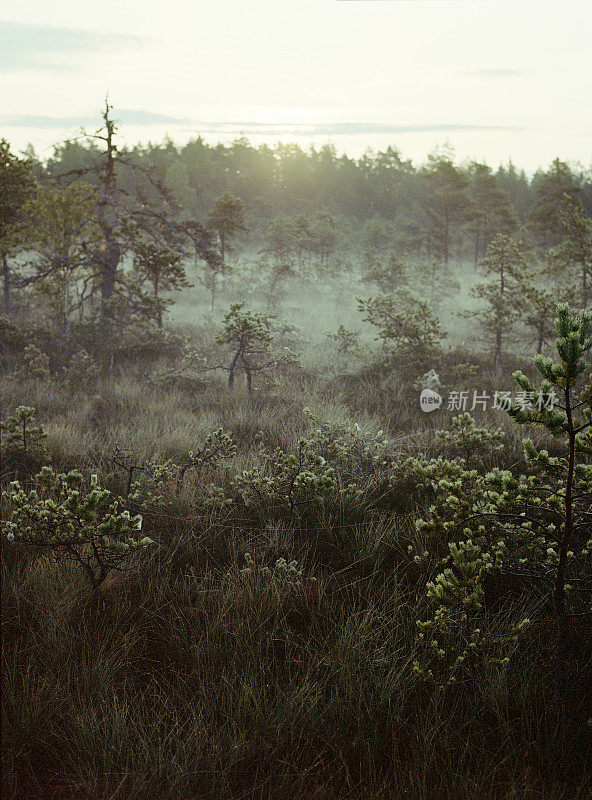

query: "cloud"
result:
(192, 122), (525, 136)
(0, 112), (526, 137)
(119, 110), (193, 126)
(309, 123), (524, 135)
(0, 21), (147, 73)
(464, 69), (532, 78)
(0, 110), (193, 128)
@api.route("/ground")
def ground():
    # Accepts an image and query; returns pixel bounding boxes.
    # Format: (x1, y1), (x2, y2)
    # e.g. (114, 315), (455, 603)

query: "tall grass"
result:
(2, 289), (591, 799)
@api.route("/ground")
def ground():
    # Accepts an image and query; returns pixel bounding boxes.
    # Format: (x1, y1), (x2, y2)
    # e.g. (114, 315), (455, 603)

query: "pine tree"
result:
(465, 234), (528, 370)
(529, 159), (580, 251)
(131, 240), (190, 328)
(358, 288), (444, 363)
(508, 305), (592, 702)
(413, 305), (591, 702)
(213, 303), (299, 393)
(25, 181), (100, 343)
(362, 250), (407, 294)
(422, 149), (470, 264)
(467, 161), (516, 265)
(549, 194), (592, 308)
(0, 140), (35, 315)
(205, 192), (247, 287)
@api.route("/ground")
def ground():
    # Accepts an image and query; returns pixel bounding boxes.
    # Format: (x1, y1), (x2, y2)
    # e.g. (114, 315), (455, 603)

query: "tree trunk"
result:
(2, 251), (11, 316)
(473, 221), (481, 267)
(97, 242), (121, 375)
(228, 352), (240, 392)
(97, 102), (120, 324)
(493, 326), (502, 373)
(99, 241), (121, 321)
(154, 279), (162, 329)
(554, 387), (576, 707)
(64, 270), (70, 351)
(243, 356), (252, 394)
(75, 281), (82, 322)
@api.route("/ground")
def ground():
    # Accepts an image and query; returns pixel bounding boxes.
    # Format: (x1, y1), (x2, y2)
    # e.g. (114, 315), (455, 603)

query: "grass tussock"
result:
(1, 331), (591, 800)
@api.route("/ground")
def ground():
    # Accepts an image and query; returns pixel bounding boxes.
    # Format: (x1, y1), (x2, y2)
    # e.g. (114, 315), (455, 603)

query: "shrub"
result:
(302, 408), (393, 483)
(65, 348), (99, 389)
(2, 467), (154, 597)
(326, 324), (360, 359)
(412, 305), (592, 697)
(176, 427), (237, 494)
(212, 302), (301, 393)
(435, 411), (504, 465)
(358, 288), (444, 373)
(231, 412), (393, 521)
(21, 344), (50, 381)
(232, 435), (339, 521)
(0, 405), (49, 468)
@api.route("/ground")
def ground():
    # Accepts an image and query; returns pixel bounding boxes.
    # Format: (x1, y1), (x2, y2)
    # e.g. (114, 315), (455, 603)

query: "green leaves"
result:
(214, 302), (302, 392)
(2, 467), (155, 593)
(426, 539), (489, 612)
(231, 414), (391, 520)
(0, 138), (35, 252)
(233, 439), (338, 519)
(205, 193), (247, 256)
(132, 240), (188, 291)
(0, 405), (48, 460)
(358, 288), (444, 358)
(216, 302), (273, 349)
(436, 412), (504, 464)
(414, 304), (592, 687)
(21, 345), (50, 382)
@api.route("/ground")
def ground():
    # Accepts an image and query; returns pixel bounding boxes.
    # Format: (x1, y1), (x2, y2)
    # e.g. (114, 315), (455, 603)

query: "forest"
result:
(1, 103), (591, 800)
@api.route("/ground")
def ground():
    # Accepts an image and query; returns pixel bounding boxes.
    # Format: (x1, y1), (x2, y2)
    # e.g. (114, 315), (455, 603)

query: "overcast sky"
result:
(1, 0), (590, 171)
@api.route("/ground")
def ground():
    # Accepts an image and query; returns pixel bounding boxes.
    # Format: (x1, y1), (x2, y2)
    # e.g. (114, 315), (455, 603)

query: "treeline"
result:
(1, 104), (591, 356)
(24, 122), (592, 264)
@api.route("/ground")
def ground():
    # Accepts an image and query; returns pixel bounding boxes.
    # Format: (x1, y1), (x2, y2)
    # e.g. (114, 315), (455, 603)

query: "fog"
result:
(1, 6), (591, 799)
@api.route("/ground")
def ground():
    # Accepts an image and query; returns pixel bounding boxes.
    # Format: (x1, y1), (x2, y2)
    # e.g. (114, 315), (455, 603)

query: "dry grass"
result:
(1, 291), (591, 800)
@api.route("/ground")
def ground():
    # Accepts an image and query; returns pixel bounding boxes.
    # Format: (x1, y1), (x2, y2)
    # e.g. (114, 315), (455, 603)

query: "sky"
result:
(1, 0), (591, 172)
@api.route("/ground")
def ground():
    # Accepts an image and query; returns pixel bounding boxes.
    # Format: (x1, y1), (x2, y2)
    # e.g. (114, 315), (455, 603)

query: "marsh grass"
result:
(3, 513), (590, 799)
(1, 294), (591, 800)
